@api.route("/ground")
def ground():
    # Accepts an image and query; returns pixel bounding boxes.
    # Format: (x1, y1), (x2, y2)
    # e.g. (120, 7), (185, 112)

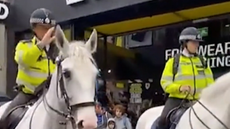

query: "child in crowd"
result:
(113, 104), (132, 129)
(107, 118), (116, 129)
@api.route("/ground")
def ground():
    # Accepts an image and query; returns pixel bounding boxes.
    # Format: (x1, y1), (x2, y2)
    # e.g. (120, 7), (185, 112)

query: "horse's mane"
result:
(200, 71), (230, 100)
(67, 41), (96, 64)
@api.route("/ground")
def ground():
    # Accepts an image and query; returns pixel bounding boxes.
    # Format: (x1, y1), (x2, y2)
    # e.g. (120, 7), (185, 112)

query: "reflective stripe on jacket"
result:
(161, 55), (214, 100)
(14, 37), (56, 94)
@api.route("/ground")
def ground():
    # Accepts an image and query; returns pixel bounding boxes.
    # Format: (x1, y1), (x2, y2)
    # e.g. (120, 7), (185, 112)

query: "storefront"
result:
(6, 0), (230, 99)
(126, 14), (230, 106)
(0, 1), (10, 94)
(91, 11), (230, 107)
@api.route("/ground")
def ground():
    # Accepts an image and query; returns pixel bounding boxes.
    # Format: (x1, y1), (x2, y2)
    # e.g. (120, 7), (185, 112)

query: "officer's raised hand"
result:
(37, 27), (56, 49)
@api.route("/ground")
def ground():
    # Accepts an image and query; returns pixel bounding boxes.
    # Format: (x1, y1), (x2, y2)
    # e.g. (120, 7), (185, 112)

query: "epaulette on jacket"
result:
(20, 39), (32, 44)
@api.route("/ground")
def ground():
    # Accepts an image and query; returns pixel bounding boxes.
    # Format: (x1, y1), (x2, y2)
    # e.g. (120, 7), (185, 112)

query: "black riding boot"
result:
(156, 97), (184, 129)
(156, 117), (169, 129)
(0, 92), (34, 128)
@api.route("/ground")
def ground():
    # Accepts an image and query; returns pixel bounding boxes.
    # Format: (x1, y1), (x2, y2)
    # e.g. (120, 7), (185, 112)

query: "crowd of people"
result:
(95, 102), (133, 129)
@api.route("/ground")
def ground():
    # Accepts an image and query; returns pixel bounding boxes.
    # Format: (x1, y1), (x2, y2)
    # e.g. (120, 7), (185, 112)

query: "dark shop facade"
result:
(2, 0), (230, 105)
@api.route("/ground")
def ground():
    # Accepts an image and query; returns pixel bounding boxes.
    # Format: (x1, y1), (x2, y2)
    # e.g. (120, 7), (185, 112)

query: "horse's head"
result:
(53, 25), (98, 128)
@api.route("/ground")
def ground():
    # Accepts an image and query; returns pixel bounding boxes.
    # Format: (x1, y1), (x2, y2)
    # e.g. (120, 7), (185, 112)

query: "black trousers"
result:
(1, 92), (35, 121)
(158, 97), (186, 127)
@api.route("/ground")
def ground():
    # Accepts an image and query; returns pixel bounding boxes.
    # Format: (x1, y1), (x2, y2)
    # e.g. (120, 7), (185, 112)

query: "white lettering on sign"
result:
(165, 42), (230, 68)
(165, 49), (180, 60)
(0, 3), (9, 20)
(66, 0), (84, 5)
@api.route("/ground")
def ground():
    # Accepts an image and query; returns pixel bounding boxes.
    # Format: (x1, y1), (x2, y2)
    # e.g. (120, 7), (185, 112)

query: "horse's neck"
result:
(42, 77), (66, 129)
(201, 84), (230, 108)
(196, 91), (230, 126)
(200, 92), (229, 111)
(45, 80), (66, 114)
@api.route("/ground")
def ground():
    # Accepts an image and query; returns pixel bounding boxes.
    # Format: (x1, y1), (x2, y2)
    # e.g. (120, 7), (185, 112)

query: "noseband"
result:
(44, 56), (95, 129)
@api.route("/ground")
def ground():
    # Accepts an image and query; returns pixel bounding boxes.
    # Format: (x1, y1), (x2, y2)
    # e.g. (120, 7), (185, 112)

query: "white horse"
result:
(0, 25), (99, 129)
(137, 71), (230, 129)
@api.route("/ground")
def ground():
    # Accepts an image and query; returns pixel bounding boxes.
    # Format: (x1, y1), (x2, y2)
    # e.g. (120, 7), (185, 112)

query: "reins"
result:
(178, 93), (230, 129)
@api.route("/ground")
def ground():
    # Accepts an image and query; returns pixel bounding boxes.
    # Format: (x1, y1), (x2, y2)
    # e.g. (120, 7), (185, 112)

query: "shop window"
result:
(131, 32), (146, 42)
(222, 24), (230, 37)
(84, 30), (91, 40)
(152, 28), (166, 46)
(107, 36), (114, 44)
(63, 28), (71, 41)
(115, 36), (123, 47)
(221, 18), (230, 39)
(125, 30), (152, 48)
(62, 25), (72, 41)
(98, 36), (114, 45)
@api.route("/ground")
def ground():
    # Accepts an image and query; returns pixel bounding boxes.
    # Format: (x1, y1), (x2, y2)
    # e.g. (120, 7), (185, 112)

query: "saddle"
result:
(2, 81), (49, 129)
(166, 107), (187, 129)
(2, 97), (39, 129)
(151, 102), (195, 129)
(151, 107), (187, 129)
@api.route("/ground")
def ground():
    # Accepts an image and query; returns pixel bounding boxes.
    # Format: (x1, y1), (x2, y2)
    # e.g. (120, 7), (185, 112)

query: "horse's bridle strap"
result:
(44, 58), (95, 129)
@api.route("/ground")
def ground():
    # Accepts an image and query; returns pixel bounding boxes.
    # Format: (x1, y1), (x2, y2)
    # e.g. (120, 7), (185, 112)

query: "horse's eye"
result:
(63, 70), (71, 78)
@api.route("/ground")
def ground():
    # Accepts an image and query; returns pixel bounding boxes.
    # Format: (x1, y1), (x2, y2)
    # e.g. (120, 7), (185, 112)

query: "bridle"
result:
(43, 56), (95, 129)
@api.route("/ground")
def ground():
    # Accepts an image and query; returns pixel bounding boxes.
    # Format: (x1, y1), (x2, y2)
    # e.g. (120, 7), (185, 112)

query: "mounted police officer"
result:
(0, 8), (57, 126)
(157, 27), (214, 129)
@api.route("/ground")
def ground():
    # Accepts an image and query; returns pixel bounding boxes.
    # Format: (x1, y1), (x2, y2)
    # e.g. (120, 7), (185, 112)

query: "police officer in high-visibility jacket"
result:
(0, 8), (56, 124)
(156, 27), (214, 129)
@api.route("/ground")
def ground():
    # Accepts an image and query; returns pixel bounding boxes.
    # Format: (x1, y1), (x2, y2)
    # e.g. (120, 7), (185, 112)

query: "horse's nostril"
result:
(77, 120), (84, 129)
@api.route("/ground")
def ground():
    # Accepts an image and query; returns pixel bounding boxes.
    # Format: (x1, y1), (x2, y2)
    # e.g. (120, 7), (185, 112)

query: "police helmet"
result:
(30, 8), (56, 27)
(179, 27), (203, 44)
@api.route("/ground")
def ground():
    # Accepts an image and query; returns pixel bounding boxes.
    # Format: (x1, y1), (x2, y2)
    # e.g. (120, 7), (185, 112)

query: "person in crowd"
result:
(140, 99), (151, 115)
(107, 104), (114, 115)
(106, 118), (116, 129)
(96, 102), (112, 129)
(0, 8), (57, 126)
(157, 27), (214, 129)
(126, 108), (138, 128)
(113, 104), (132, 129)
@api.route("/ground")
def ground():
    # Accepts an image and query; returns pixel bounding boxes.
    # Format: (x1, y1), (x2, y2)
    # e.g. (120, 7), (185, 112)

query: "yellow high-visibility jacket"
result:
(14, 37), (56, 94)
(161, 55), (214, 100)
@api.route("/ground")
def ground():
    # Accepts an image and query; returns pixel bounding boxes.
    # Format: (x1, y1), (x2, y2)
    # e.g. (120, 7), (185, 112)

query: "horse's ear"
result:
(54, 25), (69, 57)
(85, 29), (97, 53)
